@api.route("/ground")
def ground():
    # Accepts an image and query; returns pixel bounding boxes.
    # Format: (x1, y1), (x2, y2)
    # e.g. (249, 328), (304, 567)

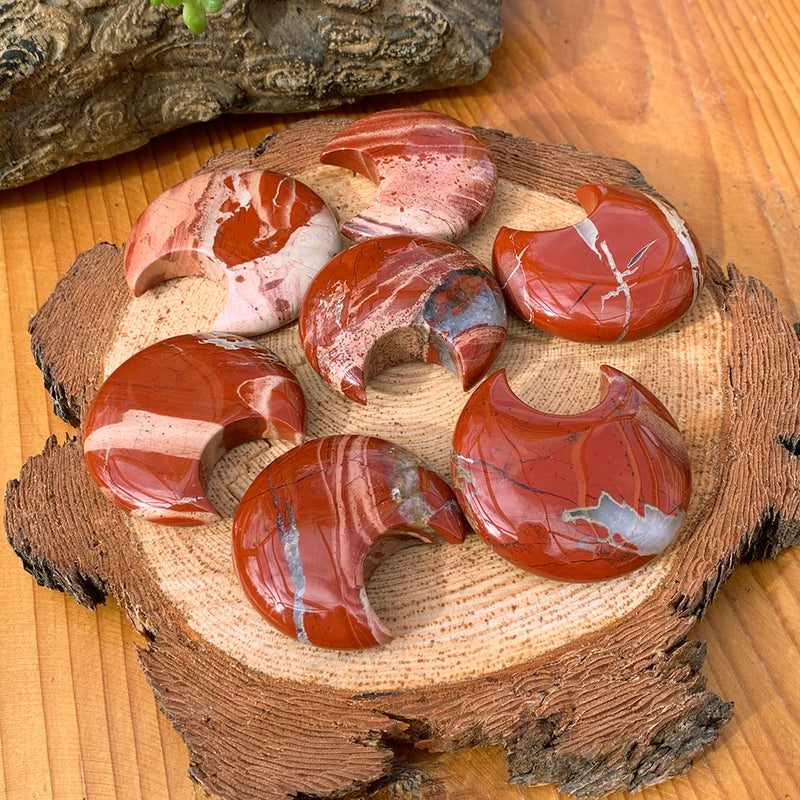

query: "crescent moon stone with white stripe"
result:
(83, 333), (307, 526)
(320, 108), (497, 242)
(298, 234), (508, 404)
(492, 184), (705, 343)
(232, 435), (468, 649)
(451, 367), (692, 581)
(123, 170), (341, 336)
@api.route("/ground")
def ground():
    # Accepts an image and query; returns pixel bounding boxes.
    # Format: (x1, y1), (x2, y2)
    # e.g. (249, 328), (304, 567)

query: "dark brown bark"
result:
(0, 0), (501, 190)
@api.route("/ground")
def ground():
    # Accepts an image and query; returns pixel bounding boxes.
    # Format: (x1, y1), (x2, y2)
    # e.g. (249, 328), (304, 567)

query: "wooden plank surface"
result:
(2, 0), (799, 798)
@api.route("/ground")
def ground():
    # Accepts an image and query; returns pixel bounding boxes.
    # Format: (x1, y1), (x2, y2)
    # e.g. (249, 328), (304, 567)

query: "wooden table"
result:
(2, 1), (799, 797)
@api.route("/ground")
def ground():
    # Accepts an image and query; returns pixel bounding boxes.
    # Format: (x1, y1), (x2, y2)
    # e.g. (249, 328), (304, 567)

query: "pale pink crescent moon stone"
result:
(83, 333), (307, 526)
(320, 109), (497, 242)
(123, 170), (341, 336)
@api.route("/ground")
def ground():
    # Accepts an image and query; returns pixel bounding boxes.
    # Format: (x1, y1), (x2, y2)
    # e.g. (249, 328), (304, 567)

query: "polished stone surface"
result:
(299, 234), (507, 404)
(320, 108), (497, 241)
(124, 170), (341, 335)
(232, 435), (467, 649)
(451, 368), (691, 581)
(493, 184), (705, 342)
(83, 333), (307, 526)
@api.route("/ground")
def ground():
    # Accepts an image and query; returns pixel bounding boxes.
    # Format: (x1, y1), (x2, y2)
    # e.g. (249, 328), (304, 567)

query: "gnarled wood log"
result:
(6, 121), (800, 800)
(0, 0), (501, 190)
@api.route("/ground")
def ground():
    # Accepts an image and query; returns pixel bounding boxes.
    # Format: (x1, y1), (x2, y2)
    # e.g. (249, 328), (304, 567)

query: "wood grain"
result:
(2, 1), (800, 798)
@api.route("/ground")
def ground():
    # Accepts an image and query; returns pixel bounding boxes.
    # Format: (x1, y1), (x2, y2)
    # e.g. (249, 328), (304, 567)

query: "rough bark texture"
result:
(0, 0), (502, 190)
(7, 122), (800, 800)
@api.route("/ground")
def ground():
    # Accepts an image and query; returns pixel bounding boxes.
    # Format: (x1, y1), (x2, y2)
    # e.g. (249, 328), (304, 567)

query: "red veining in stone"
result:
(298, 234), (507, 404)
(123, 170), (341, 335)
(232, 435), (467, 649)
(320, 109), (497, 241)
(493, 184), (705, 343)
(451, 368), (691, 581)
(83, 333), (307, 526)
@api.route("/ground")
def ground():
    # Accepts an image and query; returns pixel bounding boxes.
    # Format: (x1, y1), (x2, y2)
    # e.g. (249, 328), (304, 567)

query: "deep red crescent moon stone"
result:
(319, 108), (497, 242)
(123, 169), (341, 336)
(492, 184), (705, 343)
(231, 435), (468, 649)
(83, 333), (307, 526)
(298, 234), (507, 404)
(450, 368), (692, 581)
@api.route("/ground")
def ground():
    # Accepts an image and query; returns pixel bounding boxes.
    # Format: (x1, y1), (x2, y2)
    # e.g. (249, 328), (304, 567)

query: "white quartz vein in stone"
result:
(649, 193), (704, 302)
(575, 217), (633, 342)
(83, 410), (223, 460)
(561, 490), (685, 555)
(276, 500), (311, 645)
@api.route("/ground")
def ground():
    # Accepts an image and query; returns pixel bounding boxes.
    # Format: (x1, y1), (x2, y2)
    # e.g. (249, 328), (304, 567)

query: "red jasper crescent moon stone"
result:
(232, 435), (468, 649)
(83, 333), (307, 526)
(298, 234), (508, 404)
(320, 108), (497, 242)
(123, 169), (341, 336)
(492, 184), (705, 343)
(451, 368), (692, 581)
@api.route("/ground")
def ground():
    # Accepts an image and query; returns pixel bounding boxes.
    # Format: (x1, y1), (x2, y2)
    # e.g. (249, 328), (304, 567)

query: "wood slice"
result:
(6, 120), (800, 800)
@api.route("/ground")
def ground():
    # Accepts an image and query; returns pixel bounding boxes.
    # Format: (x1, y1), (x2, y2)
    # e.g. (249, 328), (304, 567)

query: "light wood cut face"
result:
(18, 120), (797, 800)
(107, 168), (725, 691)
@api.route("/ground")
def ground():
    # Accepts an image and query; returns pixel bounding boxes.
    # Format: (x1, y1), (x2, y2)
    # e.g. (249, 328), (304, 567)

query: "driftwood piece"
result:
(0, 0), (501, 190)
(6, 121), (800, 800)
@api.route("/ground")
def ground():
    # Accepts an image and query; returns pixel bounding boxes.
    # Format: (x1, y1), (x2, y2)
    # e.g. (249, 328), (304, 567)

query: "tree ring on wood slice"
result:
(9, 119), (800, 800)
(110, 179), (723, 690)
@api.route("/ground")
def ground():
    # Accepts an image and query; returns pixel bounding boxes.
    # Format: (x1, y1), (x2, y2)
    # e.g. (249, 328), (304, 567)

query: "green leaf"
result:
(182, 1), (207, 33)
(150, 0), (222, 33)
